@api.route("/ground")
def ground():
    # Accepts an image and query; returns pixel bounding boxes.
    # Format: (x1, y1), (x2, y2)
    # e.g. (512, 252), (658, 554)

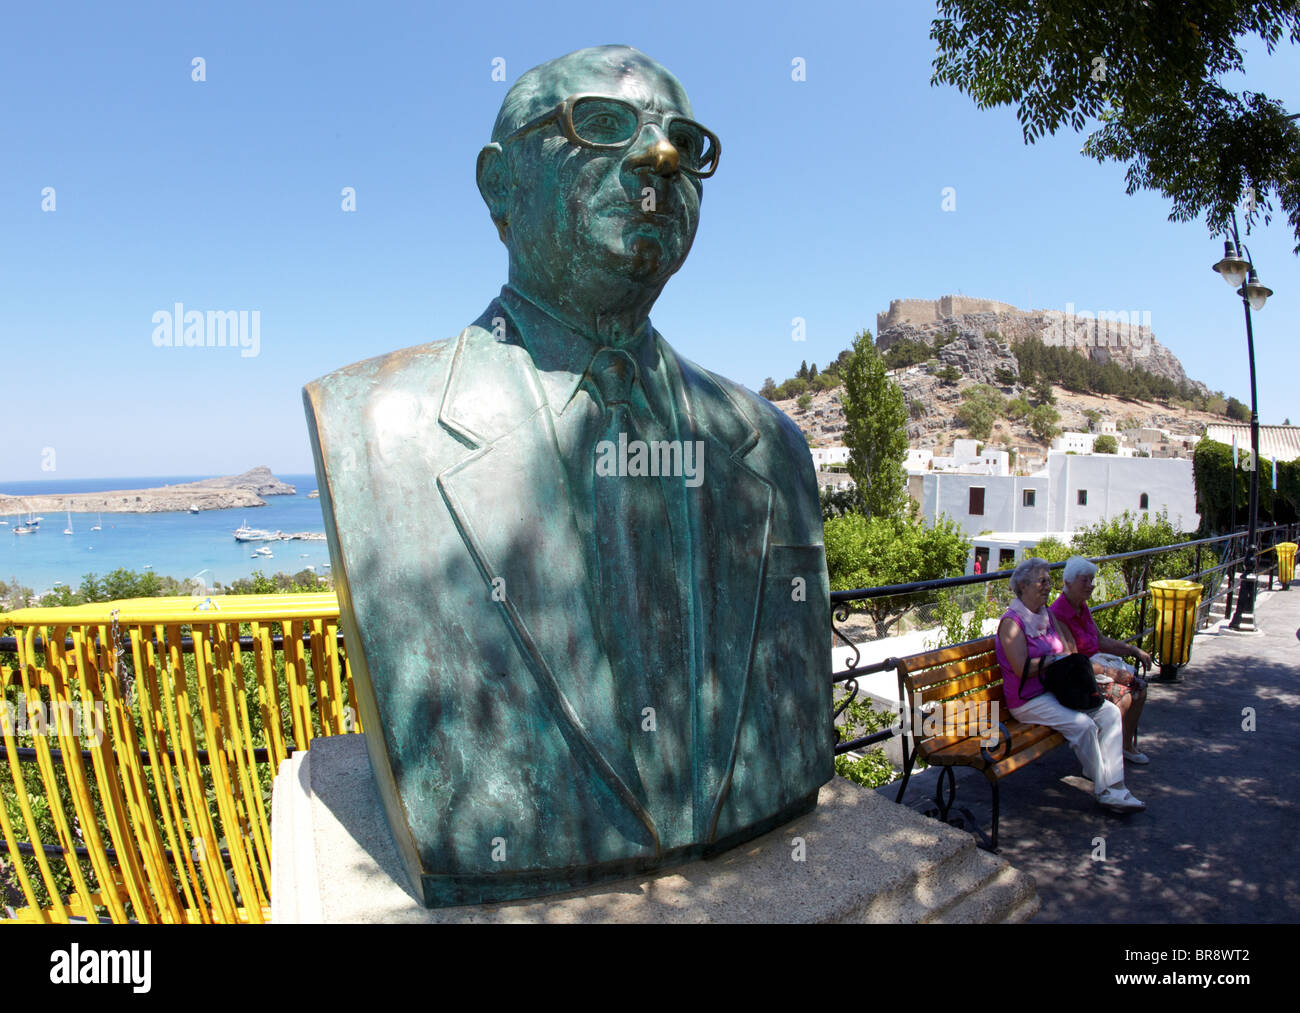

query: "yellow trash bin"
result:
(1149, 579), (1203, 679)
(1275, 542), (1297, 589)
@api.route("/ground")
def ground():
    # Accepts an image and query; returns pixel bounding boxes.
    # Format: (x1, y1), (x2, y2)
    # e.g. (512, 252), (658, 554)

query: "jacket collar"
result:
(498, 286), (671, 429)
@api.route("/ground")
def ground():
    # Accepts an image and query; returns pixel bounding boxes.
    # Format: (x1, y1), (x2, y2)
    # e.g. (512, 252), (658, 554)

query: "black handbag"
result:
(1023, 653), (1103, 711)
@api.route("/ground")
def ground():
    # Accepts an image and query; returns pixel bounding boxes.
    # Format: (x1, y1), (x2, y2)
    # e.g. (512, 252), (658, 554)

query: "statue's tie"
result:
(587, 347), (689, 841)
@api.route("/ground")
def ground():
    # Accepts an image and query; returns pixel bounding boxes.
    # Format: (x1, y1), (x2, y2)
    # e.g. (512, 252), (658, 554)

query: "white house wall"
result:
(917, 455), (1199, 537)
(1046, 454), (1198, 532)
(923, 472), (1050, 536)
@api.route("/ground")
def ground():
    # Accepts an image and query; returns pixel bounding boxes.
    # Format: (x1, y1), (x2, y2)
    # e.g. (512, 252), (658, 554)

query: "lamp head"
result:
(1212, 239), (1250, 289)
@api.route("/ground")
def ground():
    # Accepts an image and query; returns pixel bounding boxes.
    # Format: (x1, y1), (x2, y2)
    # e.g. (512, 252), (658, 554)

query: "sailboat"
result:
(64, 510), (74, 535)
(90, 513), (102, 532)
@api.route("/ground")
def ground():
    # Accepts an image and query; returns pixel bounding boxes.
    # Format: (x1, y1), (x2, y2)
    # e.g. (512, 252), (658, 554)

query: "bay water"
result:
(0, 474), (330, 594)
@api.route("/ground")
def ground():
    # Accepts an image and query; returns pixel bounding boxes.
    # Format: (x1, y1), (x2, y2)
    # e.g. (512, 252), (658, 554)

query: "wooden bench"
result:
(893, 636), (1066, 851)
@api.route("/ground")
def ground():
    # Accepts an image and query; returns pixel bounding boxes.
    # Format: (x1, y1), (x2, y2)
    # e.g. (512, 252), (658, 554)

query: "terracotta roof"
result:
(1203, 424), (1300, 462)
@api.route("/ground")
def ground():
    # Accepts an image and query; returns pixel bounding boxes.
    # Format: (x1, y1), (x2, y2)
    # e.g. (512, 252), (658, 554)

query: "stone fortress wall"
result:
(872, 294), (1201, 395)
(876, 296), (1021, 335)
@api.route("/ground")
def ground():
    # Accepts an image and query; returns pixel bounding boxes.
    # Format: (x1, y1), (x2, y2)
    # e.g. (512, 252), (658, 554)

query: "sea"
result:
(0, 474), (331, 595)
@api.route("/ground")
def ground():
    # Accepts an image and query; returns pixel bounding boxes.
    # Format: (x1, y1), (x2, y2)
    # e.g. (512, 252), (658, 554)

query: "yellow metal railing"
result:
(0, 593), (357, 924)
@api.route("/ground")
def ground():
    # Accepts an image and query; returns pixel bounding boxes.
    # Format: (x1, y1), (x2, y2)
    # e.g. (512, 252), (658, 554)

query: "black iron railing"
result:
(830, 523), (1297, 757)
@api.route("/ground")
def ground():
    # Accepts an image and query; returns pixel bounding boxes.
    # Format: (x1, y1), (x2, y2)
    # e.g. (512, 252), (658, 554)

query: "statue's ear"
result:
(476, 143), (511, 244)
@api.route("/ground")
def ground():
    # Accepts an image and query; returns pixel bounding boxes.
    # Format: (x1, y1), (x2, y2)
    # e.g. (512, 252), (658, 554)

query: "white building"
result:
(905, 448), (933, 472)
(810, 446), (851, 469)
(1203, 423), (1300, 463)
(1052, 431), (1097, 454)
(916, 438), (1011, 476)
(968, 531), (1075, 576)
(911, 452), (1200, 570)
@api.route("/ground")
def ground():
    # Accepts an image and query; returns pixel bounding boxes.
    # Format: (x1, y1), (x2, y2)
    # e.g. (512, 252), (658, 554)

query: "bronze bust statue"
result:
(304, 45), (831, 907)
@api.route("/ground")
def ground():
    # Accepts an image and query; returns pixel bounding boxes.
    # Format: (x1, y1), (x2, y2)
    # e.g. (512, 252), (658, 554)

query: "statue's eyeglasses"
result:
(502, 94), (721, 179)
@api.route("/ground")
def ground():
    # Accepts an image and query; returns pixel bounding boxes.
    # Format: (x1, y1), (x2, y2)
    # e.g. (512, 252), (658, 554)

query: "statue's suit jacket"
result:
(304, 295), (832, 906)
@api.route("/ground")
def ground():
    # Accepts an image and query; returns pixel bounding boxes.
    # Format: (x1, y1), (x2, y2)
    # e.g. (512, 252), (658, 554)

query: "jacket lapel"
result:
(661, 345), (775, 842)
(436, 322), (658, 850)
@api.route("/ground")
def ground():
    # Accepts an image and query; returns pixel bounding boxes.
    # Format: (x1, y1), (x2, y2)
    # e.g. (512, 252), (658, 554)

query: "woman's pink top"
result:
(995, 608), (1066, 709)
(1048, 594), (1100, 656)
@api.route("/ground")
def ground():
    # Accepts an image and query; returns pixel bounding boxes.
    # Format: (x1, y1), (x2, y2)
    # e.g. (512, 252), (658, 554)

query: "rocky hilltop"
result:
(774, 375), (1223, 464)
(177, 465), (296, 497)
(874, 295), (1205, 395)
(0, 466), (297, 515)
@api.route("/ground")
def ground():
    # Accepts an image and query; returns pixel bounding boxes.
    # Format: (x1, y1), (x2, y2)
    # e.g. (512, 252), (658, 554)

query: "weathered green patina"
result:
(303, 45), (832, 907)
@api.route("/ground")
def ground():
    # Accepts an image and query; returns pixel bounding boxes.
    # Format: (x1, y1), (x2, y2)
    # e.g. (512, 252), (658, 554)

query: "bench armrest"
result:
(979, 721), (1012, 765)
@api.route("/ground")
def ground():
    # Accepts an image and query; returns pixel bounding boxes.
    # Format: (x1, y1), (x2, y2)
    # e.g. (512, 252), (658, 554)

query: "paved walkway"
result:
(888, 583), (1300, 922)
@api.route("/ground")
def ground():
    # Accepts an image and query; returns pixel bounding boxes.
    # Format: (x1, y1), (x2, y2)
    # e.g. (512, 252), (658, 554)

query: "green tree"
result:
(798, 360), (809, 380)
(820, 486), (864, 522)
(759, 377), (777, 399)
(796, 393), (813, 411)
(1027, 403), (1061, 443)
(1072, 510), (1193, 599)
(1193, 436), (1298, 531)
(38, 586), (76, 608)
(936, 364), (962, 385)
(1033, 536), (1073, 564)
(78, 568), (166, 603)
(884, 338), (935, 370)
(1093, 434), (1119, 454)
(777, 377), (809, 400)
(824, 512), (971, 639)
(994, 365), (1018, 386)
(840, 329), (910, 520)
(1226, 396), (1251, 422)
(956, 384), (1005, 441)
(931, 1), (1300, 252)
(1005, 396), (1030, 420)
(228, 569), (330, 595)
(1031, 377), (1055, 405)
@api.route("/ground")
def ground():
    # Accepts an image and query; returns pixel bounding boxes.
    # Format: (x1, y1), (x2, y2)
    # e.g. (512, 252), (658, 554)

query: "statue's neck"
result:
(506, 272), (658, 348)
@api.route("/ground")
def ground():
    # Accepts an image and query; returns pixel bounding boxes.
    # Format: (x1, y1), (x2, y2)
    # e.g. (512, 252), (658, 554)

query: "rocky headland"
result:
(874, 294), (1205, 394)
(0, 466), (298, 515)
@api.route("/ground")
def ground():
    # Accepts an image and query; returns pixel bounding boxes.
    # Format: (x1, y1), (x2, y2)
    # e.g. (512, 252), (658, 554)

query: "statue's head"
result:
(477, 46), (719, 329)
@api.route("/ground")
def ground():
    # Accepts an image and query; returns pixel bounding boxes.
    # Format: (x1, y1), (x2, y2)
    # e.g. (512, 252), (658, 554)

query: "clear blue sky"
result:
(2, 1), (1296, 481)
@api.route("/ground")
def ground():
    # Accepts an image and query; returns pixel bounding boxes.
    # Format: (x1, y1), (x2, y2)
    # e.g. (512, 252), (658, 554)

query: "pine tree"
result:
(840, 330), (909, 520)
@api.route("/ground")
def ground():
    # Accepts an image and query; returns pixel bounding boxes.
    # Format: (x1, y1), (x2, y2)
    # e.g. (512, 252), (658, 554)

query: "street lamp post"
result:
(1212, 212), (1274, 631)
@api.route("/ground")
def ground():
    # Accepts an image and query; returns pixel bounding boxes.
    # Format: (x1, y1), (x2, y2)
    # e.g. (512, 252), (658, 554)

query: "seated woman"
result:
(1050, 556), (1152, 764)
(996, 557), (1145, 813)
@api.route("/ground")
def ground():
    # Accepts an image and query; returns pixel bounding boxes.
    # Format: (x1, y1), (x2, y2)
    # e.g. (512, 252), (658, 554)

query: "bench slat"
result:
(920, 718), (1059, 766)
(989, 731), (1067, 778)
(906, 651), (1000, 690)
(898, 637), (997, 675)
(919, 665), (1002, 704)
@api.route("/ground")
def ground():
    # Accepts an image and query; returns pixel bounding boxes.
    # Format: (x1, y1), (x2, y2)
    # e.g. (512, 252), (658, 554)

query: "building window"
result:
(1140, 492), (1149, 510)
(969, 487), (985, 515)
(1022, 489), (1036, 508)
(1077, 489), (1088, 506)
(999, 549), (1016, 569)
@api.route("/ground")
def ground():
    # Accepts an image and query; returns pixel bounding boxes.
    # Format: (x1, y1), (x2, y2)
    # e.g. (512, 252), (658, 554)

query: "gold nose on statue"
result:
(647, 138), (679, 175)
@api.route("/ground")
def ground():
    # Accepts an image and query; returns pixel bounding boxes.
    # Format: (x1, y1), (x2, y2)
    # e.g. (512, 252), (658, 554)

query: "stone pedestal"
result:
(271, 734), (1039, 923)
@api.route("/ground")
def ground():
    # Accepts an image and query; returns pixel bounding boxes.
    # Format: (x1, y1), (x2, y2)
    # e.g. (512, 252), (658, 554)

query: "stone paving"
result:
(885, 582), (1300, 922)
